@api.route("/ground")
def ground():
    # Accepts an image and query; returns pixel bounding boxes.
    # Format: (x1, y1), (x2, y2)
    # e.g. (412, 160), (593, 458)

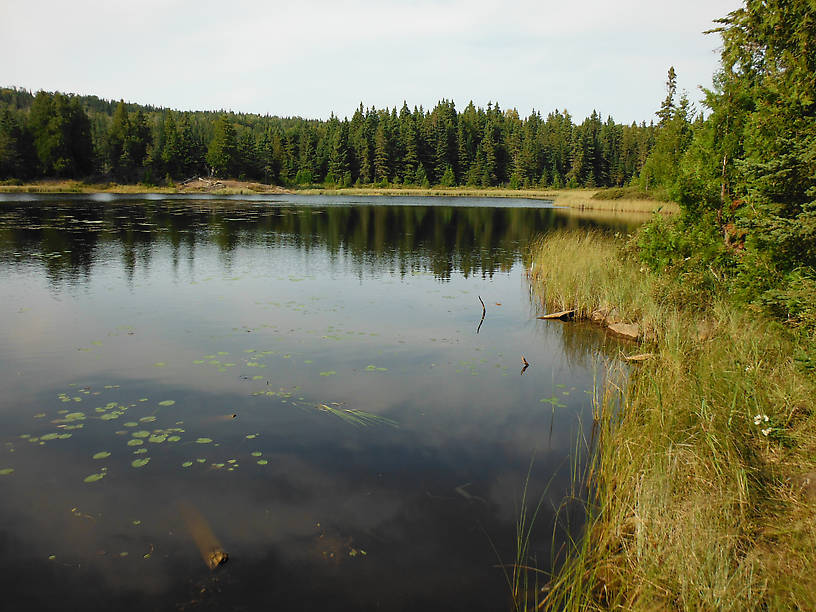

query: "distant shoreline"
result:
(0, 180), (678, 214)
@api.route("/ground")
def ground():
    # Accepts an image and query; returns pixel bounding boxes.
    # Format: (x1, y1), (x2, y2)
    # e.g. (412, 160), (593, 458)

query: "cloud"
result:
(2, 0), (741, 122)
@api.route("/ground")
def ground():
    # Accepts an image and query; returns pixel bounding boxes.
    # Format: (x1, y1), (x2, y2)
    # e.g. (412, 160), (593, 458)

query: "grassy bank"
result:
(298, 186), (679, 213)
(0, 180), (678, 214)
(0, 178), (290, 196)
(526, 232), (816, 610)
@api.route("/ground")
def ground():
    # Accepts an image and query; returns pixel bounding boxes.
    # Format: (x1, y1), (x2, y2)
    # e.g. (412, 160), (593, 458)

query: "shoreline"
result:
(0, 180), (678, 214)
(528, 231), (816, 610)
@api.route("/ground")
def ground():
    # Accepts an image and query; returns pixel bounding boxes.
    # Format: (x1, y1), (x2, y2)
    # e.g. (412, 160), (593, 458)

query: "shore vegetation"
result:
(527, 232), (816, 609)
(526, 1), (816, 608)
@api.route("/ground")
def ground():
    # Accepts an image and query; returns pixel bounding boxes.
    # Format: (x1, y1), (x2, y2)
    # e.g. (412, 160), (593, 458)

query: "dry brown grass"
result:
(296, 186), (678, 213)
(0, 181), (678, 215)
(0, 178), (291, 195)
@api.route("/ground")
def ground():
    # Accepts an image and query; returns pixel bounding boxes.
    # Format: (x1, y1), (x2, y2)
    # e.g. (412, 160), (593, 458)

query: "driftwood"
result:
(536, 309), (575, 321)
(476, 296), (486, 334)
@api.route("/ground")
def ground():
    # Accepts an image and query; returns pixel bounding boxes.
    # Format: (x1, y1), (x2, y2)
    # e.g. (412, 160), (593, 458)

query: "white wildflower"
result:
(761, 428), (772, 436)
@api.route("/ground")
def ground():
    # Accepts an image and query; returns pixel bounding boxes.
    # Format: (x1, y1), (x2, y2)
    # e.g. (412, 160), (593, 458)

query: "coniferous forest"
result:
(0, 86), (685, 191)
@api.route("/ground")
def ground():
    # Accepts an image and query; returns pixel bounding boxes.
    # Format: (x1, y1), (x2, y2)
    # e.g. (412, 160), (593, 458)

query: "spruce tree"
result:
(206, 115), (238, 177)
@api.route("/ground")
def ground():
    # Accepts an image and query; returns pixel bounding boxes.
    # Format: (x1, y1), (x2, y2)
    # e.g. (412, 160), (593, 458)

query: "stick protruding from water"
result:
(477, 295), (486, 334)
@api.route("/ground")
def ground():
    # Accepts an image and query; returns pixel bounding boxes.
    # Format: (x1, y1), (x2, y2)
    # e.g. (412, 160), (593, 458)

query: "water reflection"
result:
(0, 195), (636, 284)
(0, 195), (634, 611)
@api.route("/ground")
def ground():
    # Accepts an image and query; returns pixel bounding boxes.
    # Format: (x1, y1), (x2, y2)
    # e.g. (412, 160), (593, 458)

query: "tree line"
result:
(0, 88), (668, 189)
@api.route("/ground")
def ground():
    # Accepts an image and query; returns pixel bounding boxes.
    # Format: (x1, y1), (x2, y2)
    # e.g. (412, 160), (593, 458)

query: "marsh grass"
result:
(0, 181), (678, 215)
(0, 180), (177, 194)
(528, 231), (816, 609)
(296, 186), (679, 214)
(0, 179), (288, 195)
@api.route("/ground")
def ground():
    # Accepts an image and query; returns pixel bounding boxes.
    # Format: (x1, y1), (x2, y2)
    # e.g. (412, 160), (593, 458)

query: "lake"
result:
(0, 194), (633, 611)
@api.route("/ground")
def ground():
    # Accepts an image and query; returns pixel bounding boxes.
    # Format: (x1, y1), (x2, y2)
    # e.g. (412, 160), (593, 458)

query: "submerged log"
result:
(178, 501), (229, 570)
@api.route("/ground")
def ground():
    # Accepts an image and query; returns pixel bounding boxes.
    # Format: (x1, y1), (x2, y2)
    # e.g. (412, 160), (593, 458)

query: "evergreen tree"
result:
(374, 121), (389, 183)
(0, 108), (34, 179)
(107, 101), (129, 176)
(28, 91), (93, 177)
(206, 115), (238, 177)
(328, 120), (351, 185)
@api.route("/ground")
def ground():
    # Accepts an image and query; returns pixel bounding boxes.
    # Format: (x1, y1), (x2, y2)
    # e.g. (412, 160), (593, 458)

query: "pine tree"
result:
(107, 101), (129, 176)
(328, 120), (351, 185)
(374, 121), (389, 183)
(206, 115), (238, 177)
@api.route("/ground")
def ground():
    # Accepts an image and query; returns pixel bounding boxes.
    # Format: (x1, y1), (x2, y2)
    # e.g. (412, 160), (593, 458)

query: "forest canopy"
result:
(0, 88), (664, 191)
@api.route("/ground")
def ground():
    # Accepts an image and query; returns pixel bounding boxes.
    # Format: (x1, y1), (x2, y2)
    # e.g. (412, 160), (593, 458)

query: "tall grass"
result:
(528, 231), (816, 609)
(297, 186), (679, 214)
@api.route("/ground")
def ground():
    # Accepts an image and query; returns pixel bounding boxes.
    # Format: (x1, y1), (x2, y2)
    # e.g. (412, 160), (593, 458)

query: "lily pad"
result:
(167, 435), (181, 442)
(131, 458), (150, 468)
(132, 430), (151, 438)
(181, 461), (193, 468)
(257, 459), (268, 465)
(0, 468), (14, 476)
(84, 473), (105, 483)
(196, 438), (213, 444)
(158, 400), (175, 407)
(251, 451), (263, 457)
(148, 435), (167, 444)
(319, 371), (337, 377)
(153, 362), (166, 367)
(92, 451), (111, 460)
(127, 439), (144, 447)
(139, 416), (157, 423)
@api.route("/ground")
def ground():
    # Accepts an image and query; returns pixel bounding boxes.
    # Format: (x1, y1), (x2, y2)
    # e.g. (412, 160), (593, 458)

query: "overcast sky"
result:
(2, 0), (742, 123)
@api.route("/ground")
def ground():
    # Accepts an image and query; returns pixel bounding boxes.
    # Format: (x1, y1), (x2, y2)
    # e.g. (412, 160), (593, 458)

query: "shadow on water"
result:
(0, 195), (641, 610)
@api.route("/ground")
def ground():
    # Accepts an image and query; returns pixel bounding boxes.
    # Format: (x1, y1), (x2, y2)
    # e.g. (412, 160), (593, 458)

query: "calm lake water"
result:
(0, 194), (633, 611)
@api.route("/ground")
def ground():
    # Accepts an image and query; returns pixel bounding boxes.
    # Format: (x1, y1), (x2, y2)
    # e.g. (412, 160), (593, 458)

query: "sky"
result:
(2, 0), (743, 124)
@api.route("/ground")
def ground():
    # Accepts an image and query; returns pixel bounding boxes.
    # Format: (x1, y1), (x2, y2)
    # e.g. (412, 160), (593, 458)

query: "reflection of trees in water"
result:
(0, 205), (101, 289)
(0, 200), (629, 286)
